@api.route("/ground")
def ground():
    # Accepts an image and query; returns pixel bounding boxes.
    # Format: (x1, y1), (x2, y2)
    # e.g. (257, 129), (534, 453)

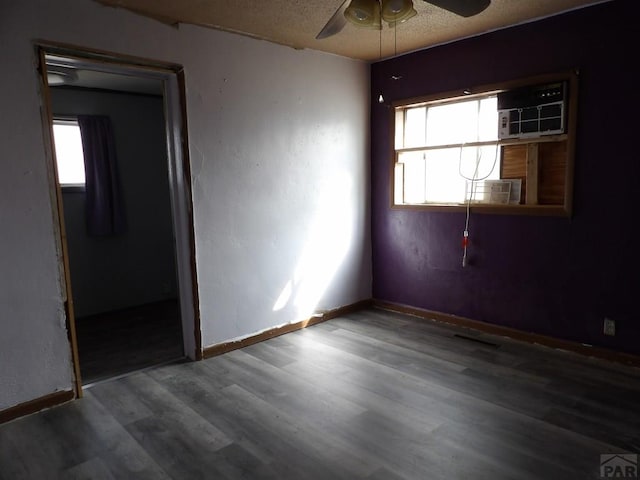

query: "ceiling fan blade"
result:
(316, 0), (350, 40)
(424, 0), (491, 17)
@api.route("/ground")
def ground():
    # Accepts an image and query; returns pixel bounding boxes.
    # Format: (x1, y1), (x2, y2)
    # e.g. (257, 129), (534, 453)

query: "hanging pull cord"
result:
(462, 230), (470, 267)
(458, 144), (498, 268)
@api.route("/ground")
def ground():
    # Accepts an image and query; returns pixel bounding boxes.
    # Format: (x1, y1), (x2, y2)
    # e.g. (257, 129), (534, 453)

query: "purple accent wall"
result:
(371, 0), (640, 354)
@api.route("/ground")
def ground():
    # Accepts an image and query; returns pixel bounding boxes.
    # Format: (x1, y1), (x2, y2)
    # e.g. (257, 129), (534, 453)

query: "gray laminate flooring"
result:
(1, 307), (639, 479)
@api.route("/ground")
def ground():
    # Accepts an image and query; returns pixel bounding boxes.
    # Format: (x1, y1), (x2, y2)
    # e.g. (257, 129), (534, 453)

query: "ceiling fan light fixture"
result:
(344, 0), (382, 29)
(381, 0), (416, 24)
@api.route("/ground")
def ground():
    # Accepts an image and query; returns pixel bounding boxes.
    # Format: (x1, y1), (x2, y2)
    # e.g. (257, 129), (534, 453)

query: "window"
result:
(394, 95), (501, 205)
(52, 119), (86, 187)
(391, 71), (578, 216)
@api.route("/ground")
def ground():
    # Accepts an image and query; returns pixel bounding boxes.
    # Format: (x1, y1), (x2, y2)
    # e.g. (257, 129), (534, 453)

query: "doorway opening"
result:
(38, 45), (201, 393)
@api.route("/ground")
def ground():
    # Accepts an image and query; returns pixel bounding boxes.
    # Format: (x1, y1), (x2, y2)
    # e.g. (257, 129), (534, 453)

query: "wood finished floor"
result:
(1, 308), (639, 479)
(75, 299), (184, 385)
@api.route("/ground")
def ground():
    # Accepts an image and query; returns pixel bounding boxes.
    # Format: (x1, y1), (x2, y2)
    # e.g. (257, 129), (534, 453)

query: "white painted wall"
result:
(0, 0), (371, 410)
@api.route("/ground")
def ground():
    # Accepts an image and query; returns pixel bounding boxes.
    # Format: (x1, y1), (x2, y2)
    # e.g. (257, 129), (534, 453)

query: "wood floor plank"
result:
(63, 458), (118, 480)
(218, 383), (379, 478)
(366, 467), (411, 480)
(145, 361), (362, 479)
(1, 307), (639, 479)
(123, 416), (236, 480)
(241, 341), (298, 369)
(95, 373), (232, 451)
(0, 407), (83, 476)
(213, 348), (368, 422)
(332, 314), (552, 385)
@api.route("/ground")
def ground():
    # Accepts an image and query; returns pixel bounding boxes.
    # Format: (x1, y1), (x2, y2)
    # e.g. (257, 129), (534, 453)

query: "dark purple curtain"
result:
(77, 115), (126, 236)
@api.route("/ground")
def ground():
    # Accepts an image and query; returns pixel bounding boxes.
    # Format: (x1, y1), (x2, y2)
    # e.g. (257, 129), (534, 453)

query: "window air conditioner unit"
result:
(498, 81), (567, 139)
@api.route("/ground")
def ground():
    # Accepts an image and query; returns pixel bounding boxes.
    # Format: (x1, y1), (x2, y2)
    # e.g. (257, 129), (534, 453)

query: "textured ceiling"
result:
(94, 0), (609, 61)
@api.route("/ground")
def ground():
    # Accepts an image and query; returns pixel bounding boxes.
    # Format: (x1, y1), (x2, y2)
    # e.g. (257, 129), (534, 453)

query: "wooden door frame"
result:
(36, 42), (202, 397)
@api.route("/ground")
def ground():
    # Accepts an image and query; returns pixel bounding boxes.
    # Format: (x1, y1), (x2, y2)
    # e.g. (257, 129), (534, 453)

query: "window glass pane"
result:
(424, 96), (498, 146)
(404, 106), (426, 148)
(458, 145), (501, 182)
(478, 97), (498, 141)
(394, 162), (404, 205)
(426, 100), (479, 146)
(424, 148), (467, 203)
(397, 151), (425, 204)
(394, 109), (405, 149)
(397, 144), (500, 205)
(394, 94), (501, 205)
(52, 122), (85, 185)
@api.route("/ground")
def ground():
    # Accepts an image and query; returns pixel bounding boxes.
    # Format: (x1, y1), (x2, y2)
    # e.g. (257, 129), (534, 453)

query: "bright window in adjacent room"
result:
(52, 119), (86, 187)
(394, 94), (500, 205)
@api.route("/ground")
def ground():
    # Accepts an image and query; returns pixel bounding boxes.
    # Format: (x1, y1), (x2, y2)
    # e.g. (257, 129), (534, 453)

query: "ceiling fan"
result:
(316, 0), (491, 39)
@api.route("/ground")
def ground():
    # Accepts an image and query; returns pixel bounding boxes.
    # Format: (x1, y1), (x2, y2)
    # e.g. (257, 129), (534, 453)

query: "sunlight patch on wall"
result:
(273, 171), (354, 319)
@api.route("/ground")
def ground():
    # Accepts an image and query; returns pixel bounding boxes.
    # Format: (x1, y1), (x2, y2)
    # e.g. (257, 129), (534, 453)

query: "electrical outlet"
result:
(603, 318), (616, 336)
